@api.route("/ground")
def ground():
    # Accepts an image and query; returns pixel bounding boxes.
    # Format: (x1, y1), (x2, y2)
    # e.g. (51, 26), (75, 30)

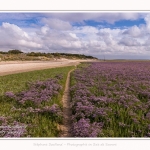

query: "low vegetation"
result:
(0, 66), (75, 137)
(0, 50), (97, 61)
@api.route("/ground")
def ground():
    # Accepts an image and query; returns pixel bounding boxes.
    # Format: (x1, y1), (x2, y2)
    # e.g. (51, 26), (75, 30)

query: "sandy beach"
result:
(0, 59), (95, 76)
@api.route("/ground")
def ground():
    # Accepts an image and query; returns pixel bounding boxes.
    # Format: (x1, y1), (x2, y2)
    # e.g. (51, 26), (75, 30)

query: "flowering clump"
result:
(5, 78), (62, 107)
(25, 104), (62, 115)
(72, 118), (103, 137)
(5, 92), (15, 99)
(0, 116), (28, 137)
(42, 104), (62, 115)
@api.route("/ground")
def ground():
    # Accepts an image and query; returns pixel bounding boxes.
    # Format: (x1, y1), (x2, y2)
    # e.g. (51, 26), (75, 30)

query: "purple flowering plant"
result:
(70, 62), (150, 137)
(1, 73), (65, 137)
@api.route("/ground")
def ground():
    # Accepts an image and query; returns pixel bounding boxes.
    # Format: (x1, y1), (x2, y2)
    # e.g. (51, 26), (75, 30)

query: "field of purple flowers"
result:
(70, 62), (150, 137)
(0, 77), (63, 137)
(0, 66), (74, 137)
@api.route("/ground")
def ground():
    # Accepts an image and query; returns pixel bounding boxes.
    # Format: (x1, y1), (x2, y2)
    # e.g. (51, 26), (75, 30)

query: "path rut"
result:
(60, 69), (74, 137)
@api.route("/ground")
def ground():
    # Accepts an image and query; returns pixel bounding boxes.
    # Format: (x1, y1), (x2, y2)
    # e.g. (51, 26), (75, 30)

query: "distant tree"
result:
(26, 52), (35, 56)
(27, 52), (47, 57)
(0, 51), (7, 54)
(8, 50), (23, 54)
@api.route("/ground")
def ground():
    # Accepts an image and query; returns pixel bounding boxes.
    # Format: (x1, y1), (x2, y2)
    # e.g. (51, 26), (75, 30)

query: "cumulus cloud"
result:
(123, 25), (142, 37)
(142, 36), (150, 46)
(98, 31), (114, 46)
(41, 18), (72, 30)
(119, 37), (141, 46)
(1, 22), (30, 39)
(0, 22), (42, 51)
(69, 33), (78, 39)
(41, 25), (49, 34)
(144, 14), (150, 32)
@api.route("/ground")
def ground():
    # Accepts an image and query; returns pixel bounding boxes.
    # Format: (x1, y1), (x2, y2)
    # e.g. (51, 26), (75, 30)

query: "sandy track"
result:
(60, 69), (74, 137)
(0, 60), (93, 76)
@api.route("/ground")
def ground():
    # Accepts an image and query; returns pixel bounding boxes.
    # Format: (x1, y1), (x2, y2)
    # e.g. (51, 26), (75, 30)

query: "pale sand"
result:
(0, 59), (96, 76)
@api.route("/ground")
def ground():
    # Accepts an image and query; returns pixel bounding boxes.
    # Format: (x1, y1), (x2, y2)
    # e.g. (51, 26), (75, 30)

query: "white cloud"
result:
(0, 22), (42, 51)
(69, 33), (78, 39)
(143, 36), (150, 46)
(144, 14), (150, 32)
(123, 25), (142, 37)
(72, 26), (99, 42)
(41, 18), (72, 30)
(119, 37), (141, 46)
(41, 25), (49, 35)
(18, 40), (41, 48)
(1, 22), (30, 40)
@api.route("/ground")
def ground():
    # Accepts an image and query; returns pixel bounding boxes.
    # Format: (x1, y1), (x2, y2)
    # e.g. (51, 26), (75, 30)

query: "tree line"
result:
(0, 50), (97, 59)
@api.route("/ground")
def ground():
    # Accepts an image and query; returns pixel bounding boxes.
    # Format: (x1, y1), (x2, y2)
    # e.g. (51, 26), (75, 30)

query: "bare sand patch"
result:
(0, 59), (96, 76)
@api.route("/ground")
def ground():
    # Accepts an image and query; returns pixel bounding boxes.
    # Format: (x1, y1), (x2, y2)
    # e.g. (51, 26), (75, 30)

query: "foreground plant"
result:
(5, 78), (62, 107)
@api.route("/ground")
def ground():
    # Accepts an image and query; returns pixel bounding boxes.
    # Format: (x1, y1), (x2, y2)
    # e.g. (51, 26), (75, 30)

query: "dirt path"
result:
(60, 68), (75, 137)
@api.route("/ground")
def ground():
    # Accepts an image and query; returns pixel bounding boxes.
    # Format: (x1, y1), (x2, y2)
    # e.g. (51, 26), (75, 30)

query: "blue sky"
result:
(0, 12), (150, 59)
(73, 18), (146, 29)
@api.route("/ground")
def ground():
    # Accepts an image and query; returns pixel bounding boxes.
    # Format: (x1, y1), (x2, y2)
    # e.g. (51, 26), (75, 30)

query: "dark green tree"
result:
(8, 50), (23, 54)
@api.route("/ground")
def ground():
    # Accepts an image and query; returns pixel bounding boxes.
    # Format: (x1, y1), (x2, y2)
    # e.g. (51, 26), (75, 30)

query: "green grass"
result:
(0, 66), (73, 95)
(0, 66), (75, 137)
